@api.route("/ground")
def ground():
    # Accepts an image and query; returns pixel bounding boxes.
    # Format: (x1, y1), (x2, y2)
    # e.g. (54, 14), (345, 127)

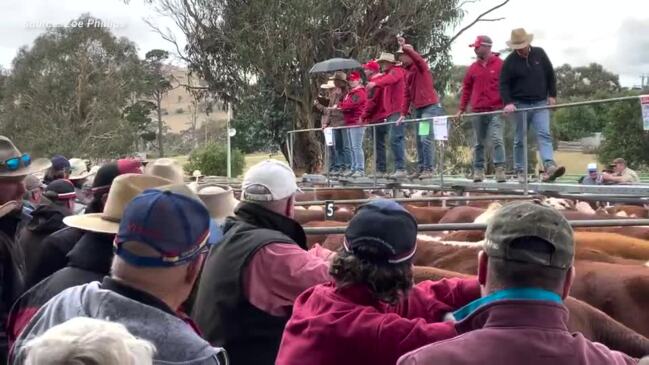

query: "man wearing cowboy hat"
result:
(68, 158), (94, 214)
(325, 71), (352, 176)
(500, 28), (565, 183)
(0, 135), (50, 359)
(456, 35), (507, 183)
(365, 53), (408, 179)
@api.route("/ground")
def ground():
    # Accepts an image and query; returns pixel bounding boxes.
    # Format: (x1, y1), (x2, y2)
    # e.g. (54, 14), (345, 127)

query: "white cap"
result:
(587, 163), (597, 171)
(242, 159), (301, 201)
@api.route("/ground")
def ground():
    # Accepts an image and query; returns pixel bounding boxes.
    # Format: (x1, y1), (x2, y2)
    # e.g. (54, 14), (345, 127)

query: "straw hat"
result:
(144, 158), (185, 184)
(376, 52), (397, 64)
(0, 136), (51, 178)
(63, 173), (172, 234)
(320, 80), (336, 89)
(68, 158), (93, 181)
(198, 185), (239, 220)
(506, 28), (534, 50)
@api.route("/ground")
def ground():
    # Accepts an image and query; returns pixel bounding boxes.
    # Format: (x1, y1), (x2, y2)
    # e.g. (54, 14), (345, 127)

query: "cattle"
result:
(439, 230), (485, 242)
(294, 206), (354, 225)
(438, 206), (486, 224)
(403, 205), (449, 224)
(605, 204), (649, 218)
(294, 188), (368, 203)
(304, 220), (347, 248)
(571, 260), (649, 338)
(573, 231), (649, 262)
(411, 265), (649, 358)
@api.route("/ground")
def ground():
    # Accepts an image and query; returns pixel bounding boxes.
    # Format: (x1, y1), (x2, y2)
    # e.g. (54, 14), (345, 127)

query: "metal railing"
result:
(303, 218), (649, 235)
(287, 95), (644, 194)
(295, 194), (539, 206)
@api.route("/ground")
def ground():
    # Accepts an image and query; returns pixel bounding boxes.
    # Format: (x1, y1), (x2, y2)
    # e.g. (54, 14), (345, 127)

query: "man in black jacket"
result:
(500, 28), (565, 183)
(0, 136), (51, 360)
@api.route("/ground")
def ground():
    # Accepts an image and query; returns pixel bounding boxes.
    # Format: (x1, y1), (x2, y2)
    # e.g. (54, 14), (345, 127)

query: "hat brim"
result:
(63, 213), (119, 234)
(69, 171), (95, 181)
(506, 34), (534, 50)
(377, 58), (397, 64)
(0, 158), (51, 178)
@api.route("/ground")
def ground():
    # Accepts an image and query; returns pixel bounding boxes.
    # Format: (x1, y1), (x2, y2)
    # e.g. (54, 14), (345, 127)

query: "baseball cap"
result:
(114, 184), (210, 267)
(469, 35), (493, 48)
(612, 158), (626, 165)
(363, 60), (380, 73)
(485, 201), (574, 269)
(51, 155), (70, 171)
(241, 160), (301, 201)
(587, 163), (597, 172)
(347, 71), (362, 82)
(344, 199), (418, 264)
(92, 160), (143, 193)
(44, 179), (76, 200)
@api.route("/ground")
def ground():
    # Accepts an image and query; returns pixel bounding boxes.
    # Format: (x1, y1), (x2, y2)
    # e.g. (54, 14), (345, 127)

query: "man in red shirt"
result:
(276, 199), (480, 365)
(366, 53), (408, 179)
(397, 36), (444, 179)
(456, 36), (506, 183)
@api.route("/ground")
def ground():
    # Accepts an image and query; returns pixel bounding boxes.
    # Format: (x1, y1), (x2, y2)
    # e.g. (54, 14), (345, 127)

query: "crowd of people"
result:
(0, 130), (645, 364)
(580, 158), (641, 185)
(316, 28), (571, 183)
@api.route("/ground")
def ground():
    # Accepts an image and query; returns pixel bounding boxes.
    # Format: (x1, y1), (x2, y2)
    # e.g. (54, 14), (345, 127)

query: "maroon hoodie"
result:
(276, 278), (480, 365)
(459, 53), (504, 112)
(398, 300), (637, 365)
(401, 47), (439, 115)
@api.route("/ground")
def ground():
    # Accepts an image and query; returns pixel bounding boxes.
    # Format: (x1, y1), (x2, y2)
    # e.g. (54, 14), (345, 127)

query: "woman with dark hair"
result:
(276, 199), (481, 365)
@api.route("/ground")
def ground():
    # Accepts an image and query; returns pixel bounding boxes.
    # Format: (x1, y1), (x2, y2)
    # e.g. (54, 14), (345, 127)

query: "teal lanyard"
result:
(453, 288), (562, 321)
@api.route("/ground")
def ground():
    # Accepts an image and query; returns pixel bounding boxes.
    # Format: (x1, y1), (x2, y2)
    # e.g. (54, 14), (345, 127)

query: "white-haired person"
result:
(23, 317), (155, 365)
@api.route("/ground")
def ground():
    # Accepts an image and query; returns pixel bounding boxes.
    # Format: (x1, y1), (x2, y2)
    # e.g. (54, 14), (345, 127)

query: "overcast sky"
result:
(1, 0), (647, 87)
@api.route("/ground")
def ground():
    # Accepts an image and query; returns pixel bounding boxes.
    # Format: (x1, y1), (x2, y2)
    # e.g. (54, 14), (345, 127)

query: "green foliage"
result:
(555, 63), (621, 100)
(185, 143), (245, 177)
(1, 14), (145, 158)
(551, 106), (602, 141)
(598, 96), (649, 169)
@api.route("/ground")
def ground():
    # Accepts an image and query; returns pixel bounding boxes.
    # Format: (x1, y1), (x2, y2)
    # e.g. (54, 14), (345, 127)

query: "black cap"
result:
(344, 199), (418, 264)
(44, 179), (76, 201)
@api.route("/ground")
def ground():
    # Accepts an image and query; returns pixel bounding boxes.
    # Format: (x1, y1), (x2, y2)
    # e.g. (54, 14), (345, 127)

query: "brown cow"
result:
(438, 206), (486, 224)
(606, 204), (649, 218)
(294, 188), (368, 202)
(294, 206), (354, 225)
(574, 231), (649, 262)
(304, 220), (347, 248)
(412, 265), (649, 358)
(403, 205), (449, 224)
(439, 230), (485, 242)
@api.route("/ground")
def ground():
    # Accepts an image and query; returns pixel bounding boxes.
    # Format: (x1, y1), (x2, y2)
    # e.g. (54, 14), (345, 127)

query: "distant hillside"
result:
(160, 66), (227, 133)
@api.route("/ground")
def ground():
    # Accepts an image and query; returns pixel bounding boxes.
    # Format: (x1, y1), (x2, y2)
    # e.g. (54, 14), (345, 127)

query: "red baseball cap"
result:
(363, 60), (380, 73)
(469, 35), (493, 48)
(347, 71), (362, 82)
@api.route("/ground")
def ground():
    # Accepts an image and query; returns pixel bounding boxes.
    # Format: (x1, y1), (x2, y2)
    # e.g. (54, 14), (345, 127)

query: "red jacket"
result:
(363, 73), (391, 123)
(459, 54), (504, 112)
(339, 85), (367, 126)
(398, 300), (636, 365)
(372, 65), (407, 117)
(276, 278), (480, 365)
(401, 47), (439, 115)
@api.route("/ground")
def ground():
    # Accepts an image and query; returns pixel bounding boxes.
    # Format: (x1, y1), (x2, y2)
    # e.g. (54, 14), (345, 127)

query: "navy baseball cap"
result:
(114, 185), (211, 267)
(51, 155), (70, 171)
(344, 199), (418, 264)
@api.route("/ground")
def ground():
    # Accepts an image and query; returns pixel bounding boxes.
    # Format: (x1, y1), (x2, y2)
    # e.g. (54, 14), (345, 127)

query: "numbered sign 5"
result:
(325, 201), (335, 220)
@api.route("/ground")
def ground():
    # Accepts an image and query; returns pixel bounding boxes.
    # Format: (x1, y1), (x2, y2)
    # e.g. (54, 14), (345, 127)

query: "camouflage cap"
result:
(484, 201), (574, 269)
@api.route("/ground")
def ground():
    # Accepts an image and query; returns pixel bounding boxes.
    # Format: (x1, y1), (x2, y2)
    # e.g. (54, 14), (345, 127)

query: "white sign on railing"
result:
(323, 127), (334, 146)
(433, 116), (449, 141)
(641, 95), (649, 131)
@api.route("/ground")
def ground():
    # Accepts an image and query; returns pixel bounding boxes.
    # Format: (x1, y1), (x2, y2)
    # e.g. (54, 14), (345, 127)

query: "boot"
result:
(495, 166), (506, 183)
(351, 170), (365, 178)
(542, 164), (566, 183)
(517, 171), (527, 184)
(472, 169), (485, 183)
(408, 170), (421, 180)
(418, 170), (434, 179)
(390, 170), (408, 179)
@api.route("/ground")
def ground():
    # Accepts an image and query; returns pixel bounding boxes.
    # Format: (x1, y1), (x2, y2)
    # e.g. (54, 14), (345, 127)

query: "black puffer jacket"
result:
(17, 204), (71, 290)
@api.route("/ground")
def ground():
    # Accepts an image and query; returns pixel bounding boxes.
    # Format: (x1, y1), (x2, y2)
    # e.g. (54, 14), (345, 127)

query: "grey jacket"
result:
(11, 281), (227, 365)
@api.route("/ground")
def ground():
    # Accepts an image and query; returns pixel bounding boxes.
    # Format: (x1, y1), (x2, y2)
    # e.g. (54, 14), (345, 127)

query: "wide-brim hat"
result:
(68, 158), (93, 180)
(320, 80), (336, 89)
(0, 136), (51, 178)
(144, 158), (185, 184)
(63, 173), (172, 234)
(376, 52), (397, 64)
(506, 28), (534, 50)
(198, 184), (240, 220)
(329, 71), (348, 83)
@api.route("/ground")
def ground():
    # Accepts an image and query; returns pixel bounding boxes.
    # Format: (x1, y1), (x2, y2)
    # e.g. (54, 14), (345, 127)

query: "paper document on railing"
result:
(433, 116), (448, 141)
(641, 95), (649, 131)
(324, 127), (334, 146)
(418, 121), (430, 136)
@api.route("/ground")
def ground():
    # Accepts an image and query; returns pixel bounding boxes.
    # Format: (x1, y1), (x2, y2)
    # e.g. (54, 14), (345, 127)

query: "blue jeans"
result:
(513, 100), (555, 172)
(341, 128), (352, 171)
(472, 114), (505, 170)
(374, 113), (405, 172)
(414, 103), (444, 171)
(347, 127), (365, 172)
(328, 128), (345, 171)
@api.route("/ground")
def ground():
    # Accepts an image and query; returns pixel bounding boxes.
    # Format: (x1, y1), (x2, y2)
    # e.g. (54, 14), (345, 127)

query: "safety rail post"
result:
(288, 133), (294, 168)
(522, 110), (529, 195)
(372, 124), (378, 189)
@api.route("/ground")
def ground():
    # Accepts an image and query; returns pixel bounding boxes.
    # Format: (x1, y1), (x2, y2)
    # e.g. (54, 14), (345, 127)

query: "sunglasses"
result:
(1, 154), (31, 171)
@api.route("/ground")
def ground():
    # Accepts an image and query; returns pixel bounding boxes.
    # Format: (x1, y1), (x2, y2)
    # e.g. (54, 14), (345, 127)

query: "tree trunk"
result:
(156, 95), (164, 157)
(290, 102), (322, 174)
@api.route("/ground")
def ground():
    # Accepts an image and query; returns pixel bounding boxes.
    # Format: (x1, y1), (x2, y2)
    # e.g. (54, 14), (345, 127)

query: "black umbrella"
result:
(309, 58), (362, 74)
